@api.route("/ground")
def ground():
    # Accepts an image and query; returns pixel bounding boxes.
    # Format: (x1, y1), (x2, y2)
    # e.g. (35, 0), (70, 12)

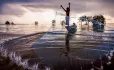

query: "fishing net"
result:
(31, 24), (114, 70)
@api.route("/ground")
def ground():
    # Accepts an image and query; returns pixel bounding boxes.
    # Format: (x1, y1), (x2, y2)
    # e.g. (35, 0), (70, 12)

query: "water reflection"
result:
(64, 33), (75, 70)
(65, 33), (70, 54)
(93, 24), (104, 32)
(65, 33), (74, 54)
(6, 25), (9, 32)
(52, 24), (55, 30)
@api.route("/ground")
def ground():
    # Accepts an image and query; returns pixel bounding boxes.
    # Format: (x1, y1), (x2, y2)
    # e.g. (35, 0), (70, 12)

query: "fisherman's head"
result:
(73, 23), (75, 25)
(73, 23), (77, 27)
(66, 7), (69, 11)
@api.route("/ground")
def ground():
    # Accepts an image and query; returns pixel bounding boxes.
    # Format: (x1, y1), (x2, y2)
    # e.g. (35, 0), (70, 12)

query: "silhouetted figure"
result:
(61, 3), (70, 26)
(61, 20), (65, 26)
(5, 21), (10, 25)
(35, 21), (38, 25)
(61, 3), (76, 33)
(52, 20), (56, 26)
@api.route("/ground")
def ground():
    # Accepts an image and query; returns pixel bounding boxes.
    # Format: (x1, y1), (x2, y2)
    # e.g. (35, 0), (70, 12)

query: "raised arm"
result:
(61, 5), (66, 12)
(69, 3), (70, 11)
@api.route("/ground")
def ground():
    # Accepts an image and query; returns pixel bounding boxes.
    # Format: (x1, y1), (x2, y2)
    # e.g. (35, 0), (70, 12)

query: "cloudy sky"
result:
(0, 0), (114, 24)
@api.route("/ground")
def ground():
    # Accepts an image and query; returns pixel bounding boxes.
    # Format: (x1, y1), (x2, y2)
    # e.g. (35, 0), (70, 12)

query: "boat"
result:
(65, 23), (77, 33)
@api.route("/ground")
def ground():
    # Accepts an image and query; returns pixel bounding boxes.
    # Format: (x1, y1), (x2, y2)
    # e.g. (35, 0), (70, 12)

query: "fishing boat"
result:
(65, 23), (77, 33)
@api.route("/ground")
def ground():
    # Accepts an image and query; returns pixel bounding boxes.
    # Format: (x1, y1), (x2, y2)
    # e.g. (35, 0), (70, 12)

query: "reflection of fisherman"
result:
(65, 33), (70, 56)
(61, 3), (70, 26)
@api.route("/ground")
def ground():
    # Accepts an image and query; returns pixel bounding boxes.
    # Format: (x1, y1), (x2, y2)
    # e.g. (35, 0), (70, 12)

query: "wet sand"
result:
(0, 32), (45, 70)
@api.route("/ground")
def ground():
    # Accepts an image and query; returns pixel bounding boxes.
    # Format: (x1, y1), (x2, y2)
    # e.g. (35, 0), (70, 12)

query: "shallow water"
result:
(0, 24), (50, 43)
(0, 23), (114, 34)
(1, 23), (114, 70)
(31, 23), (114, 70)
(0, 24), (50, 34)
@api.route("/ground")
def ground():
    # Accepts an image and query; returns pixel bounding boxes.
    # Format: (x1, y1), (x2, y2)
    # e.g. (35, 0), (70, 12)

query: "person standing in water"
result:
(61, 3), (70, 26)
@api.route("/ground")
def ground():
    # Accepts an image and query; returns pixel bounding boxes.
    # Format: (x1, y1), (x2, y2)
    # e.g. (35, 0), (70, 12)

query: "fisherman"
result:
(61, 3), (76, 33)
(73, 23), (77, 27)
(61, 3), (70, 26)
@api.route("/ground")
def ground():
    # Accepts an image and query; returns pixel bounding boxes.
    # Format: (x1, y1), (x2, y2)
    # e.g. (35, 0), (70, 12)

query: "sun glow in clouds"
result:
(42, 10), (55, 21)
(23, 12), (41, 23)
(22, 9), (56, 24)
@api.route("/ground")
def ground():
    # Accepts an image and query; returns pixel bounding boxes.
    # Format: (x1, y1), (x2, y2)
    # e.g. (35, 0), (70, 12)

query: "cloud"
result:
(0, 0), (114, 23)
(0, 0), (45, 15)
(0, 4), (28, 16)
(1, 0), (114, 16)
(20, 0), (113, 15)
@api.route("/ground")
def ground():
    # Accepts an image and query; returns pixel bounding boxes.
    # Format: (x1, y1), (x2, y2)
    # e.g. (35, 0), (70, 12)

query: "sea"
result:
(0, 23), (114, 42)
(0, 24), (51, 34)
(0, 23), (114, 34)
(1, 23), (114, 70)
(0, 24), (51, 43)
